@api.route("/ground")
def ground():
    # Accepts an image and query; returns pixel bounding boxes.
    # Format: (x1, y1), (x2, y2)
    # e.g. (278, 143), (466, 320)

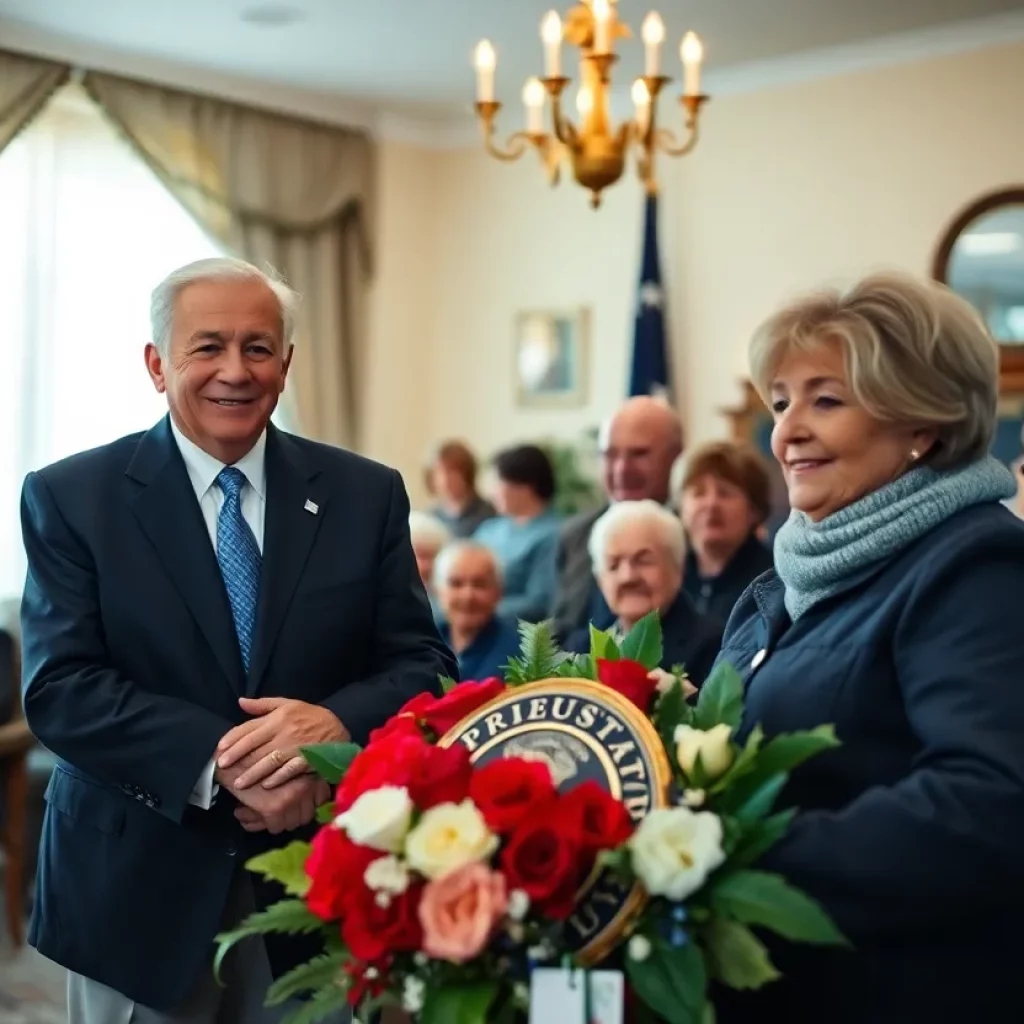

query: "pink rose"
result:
(417, 863), (509, 964)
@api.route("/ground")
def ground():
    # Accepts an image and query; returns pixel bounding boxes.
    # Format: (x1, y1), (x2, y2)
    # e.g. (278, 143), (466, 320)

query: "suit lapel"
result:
(127, 418), (244, 692)
(247, 427), (326, 695)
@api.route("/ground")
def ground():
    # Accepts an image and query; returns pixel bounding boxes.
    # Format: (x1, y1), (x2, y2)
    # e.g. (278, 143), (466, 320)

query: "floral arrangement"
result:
(215, 615), (846, 1024)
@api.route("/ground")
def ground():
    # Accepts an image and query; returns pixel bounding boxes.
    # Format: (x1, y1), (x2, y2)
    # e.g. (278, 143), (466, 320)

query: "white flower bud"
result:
(628, 934), (652, 961)
(507, 888), (530, 921)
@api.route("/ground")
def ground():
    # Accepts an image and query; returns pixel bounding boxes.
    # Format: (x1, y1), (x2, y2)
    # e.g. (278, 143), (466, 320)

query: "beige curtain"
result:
(0, 49), (69, 153)
(82, 71), (375, 448)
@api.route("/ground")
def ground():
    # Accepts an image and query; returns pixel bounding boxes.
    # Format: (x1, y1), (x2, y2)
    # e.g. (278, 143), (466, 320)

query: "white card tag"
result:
(528, 968), (624, 1024)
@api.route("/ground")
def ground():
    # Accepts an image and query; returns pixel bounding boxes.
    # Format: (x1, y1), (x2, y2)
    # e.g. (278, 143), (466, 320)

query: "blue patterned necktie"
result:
(216, 467), (261, 671)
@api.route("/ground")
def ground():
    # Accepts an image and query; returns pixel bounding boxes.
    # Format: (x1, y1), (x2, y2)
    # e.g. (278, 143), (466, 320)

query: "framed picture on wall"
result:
(513, 307), (590, 409)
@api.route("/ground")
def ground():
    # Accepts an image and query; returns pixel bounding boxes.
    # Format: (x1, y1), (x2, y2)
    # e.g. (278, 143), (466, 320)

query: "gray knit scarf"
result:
(773, 455), (1017, 621)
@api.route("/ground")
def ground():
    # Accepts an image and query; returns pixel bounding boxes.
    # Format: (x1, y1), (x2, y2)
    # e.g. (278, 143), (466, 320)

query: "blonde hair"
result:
(748, 271), (998, 470)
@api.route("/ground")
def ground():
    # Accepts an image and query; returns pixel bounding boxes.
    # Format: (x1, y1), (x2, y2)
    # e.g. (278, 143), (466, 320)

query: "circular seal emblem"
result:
(438, 677), (671, 965)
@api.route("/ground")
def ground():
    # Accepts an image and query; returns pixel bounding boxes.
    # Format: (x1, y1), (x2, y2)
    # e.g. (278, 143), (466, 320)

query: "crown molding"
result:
(5, 9), (1024, 149)
(703, 9), (1024, 97)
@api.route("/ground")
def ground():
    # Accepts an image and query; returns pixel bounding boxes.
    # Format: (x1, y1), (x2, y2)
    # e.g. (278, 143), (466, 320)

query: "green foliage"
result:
(315, 803), (335, 825)
(299, 742), (362, 785)
(541, 437), (602, 516)
(710, 725), (764, 795)
(656, 677), (694, 755)
(504, 620), (562, 684)
(266, 952), (347, 1007)
(420, 981), (499, 1024)
(245, 842), (313, 898)
(214, 900), (323, 982)
(692, 663), (744, 732)
(703, 919), (779, 990)
(278, 981), (350, 1024)
(711, 870), (849, 946)
(752, 726), (839, 778)
(590, 623), (620, 663)
(729, 809), (797, 867)
(625, 937), (707, 1024)
(503, 618), (561, 684)
(714, 725), (839, 816)
(553, 654), (594, 679)
(619, 611), (664, 670)
(439, 674), (458, 694)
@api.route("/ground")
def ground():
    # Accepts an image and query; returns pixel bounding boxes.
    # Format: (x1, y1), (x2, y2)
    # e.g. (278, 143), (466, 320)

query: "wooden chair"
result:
(0, 716), (33, 946)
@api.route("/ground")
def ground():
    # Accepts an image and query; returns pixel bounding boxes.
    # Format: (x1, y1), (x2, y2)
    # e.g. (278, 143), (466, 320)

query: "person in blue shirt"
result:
(434, 541), (522, 681)
(474, 444), (562, 623)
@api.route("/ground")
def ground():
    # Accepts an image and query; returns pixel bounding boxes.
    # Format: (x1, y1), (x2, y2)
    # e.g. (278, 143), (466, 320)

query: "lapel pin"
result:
(304, 499), (319, 515)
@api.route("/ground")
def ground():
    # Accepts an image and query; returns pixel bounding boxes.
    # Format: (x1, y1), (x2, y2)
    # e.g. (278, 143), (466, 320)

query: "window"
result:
(0, 85), (227, 598)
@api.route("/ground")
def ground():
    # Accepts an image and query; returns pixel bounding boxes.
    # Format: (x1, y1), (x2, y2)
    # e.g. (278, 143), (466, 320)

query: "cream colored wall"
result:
(671, 39), (1024, 447)
(380, 39), (1024, 502)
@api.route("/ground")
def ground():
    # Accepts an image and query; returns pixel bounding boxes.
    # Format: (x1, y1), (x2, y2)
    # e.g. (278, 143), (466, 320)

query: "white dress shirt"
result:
(169, 419), (267, 809)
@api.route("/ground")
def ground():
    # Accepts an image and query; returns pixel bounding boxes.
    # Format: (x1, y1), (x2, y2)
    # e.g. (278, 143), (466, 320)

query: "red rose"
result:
(469, 757), (558, 834)
(342, 883), (424, 962)
(408, 742), (473, 809)
(397, 678), (507, 738)
(597, 658), (658, 712)
(336, 732), (432, 812)
(305, 826), (381, 922)
(501, 806), (582, 919)
(560, 780), (634, 851)
(368, 711), (423, 745)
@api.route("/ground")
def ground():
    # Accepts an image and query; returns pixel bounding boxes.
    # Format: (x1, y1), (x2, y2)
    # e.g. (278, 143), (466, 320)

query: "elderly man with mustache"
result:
(564, 500), (722, 691)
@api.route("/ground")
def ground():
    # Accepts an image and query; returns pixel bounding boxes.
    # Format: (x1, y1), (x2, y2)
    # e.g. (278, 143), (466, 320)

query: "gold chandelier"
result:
(473, 0), (708, 208)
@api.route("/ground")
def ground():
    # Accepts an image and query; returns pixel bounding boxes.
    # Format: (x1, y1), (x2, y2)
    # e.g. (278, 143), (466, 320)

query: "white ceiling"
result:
(3, 0), (1024, 122)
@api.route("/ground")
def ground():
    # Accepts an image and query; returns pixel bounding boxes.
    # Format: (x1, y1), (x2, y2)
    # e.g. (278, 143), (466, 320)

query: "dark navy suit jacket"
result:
(20, 418), (457, 1011)
(714, 503), (1024, 1023)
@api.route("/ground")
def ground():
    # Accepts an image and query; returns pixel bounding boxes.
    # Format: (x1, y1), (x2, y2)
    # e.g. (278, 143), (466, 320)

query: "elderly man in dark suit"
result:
(551, 396), (683, 640)
(20, 257), (456, 1024)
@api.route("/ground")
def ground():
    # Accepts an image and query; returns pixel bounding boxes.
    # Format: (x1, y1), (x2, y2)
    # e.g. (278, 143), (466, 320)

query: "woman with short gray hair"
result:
(716, 271), (1024, 1023)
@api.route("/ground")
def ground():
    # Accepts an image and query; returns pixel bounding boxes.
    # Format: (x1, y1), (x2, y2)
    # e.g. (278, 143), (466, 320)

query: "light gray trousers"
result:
(66, 871), (350, 1024)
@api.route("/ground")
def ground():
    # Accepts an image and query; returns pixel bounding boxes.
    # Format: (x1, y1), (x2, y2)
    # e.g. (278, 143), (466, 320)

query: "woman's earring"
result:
(909, 448), (921, 462)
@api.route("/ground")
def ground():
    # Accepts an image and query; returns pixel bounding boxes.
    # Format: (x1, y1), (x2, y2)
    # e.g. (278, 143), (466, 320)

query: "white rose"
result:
(364, 855), (411, 895)
(335, 786), (413, 853)
(629, 806), (726, 901)
(404, 799), (498, 880)
(674, 723), (734, 780)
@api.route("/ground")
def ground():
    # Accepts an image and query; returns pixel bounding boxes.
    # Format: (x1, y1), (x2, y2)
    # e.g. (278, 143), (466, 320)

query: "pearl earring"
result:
(909, 448), (921, 461)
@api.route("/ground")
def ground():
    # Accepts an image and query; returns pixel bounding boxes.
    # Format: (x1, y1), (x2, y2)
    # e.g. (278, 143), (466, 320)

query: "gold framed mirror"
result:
(933, 187), (1024, 385)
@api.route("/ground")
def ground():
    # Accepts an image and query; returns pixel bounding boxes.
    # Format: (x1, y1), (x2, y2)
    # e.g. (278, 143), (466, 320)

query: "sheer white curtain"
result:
(0, 86), (228, 599)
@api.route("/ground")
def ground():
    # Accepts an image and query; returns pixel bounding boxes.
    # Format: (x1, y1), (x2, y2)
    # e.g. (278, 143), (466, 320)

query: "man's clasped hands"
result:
(214, 697), (348, 835)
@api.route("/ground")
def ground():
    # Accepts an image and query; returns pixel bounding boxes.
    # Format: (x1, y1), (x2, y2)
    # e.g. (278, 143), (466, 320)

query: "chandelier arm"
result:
(550, 95), (579, 149)
(483, 128), (532, 162)
(653, 122), (701, 158)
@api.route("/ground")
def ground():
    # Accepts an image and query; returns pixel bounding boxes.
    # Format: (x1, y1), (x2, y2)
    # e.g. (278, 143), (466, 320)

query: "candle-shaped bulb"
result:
(592, 0), (612, 54)
(632, 78), (651, 134)
(680, 31), (703, 95)
(576, 85), (593, 117)
(541, 11), (563, 77)
(522, 76), (545, 134)
(641, 12), (665, 76)
(474, 39), (497, 102)
(475, 39), (496, 71)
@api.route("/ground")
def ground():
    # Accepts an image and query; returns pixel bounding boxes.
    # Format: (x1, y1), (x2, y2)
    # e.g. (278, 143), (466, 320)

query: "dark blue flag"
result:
(628, 192), (672, 400)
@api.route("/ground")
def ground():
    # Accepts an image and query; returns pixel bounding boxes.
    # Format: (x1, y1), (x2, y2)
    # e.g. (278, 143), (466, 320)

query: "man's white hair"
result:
(432, 540), (504, 591)
(408, 511), (451, 553)
(588, 499), (686, 571)
(150, 257), (300, 356)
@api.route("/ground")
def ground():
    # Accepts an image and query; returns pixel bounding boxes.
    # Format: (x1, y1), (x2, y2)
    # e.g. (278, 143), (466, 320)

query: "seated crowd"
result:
(410, 395), (777, 685)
